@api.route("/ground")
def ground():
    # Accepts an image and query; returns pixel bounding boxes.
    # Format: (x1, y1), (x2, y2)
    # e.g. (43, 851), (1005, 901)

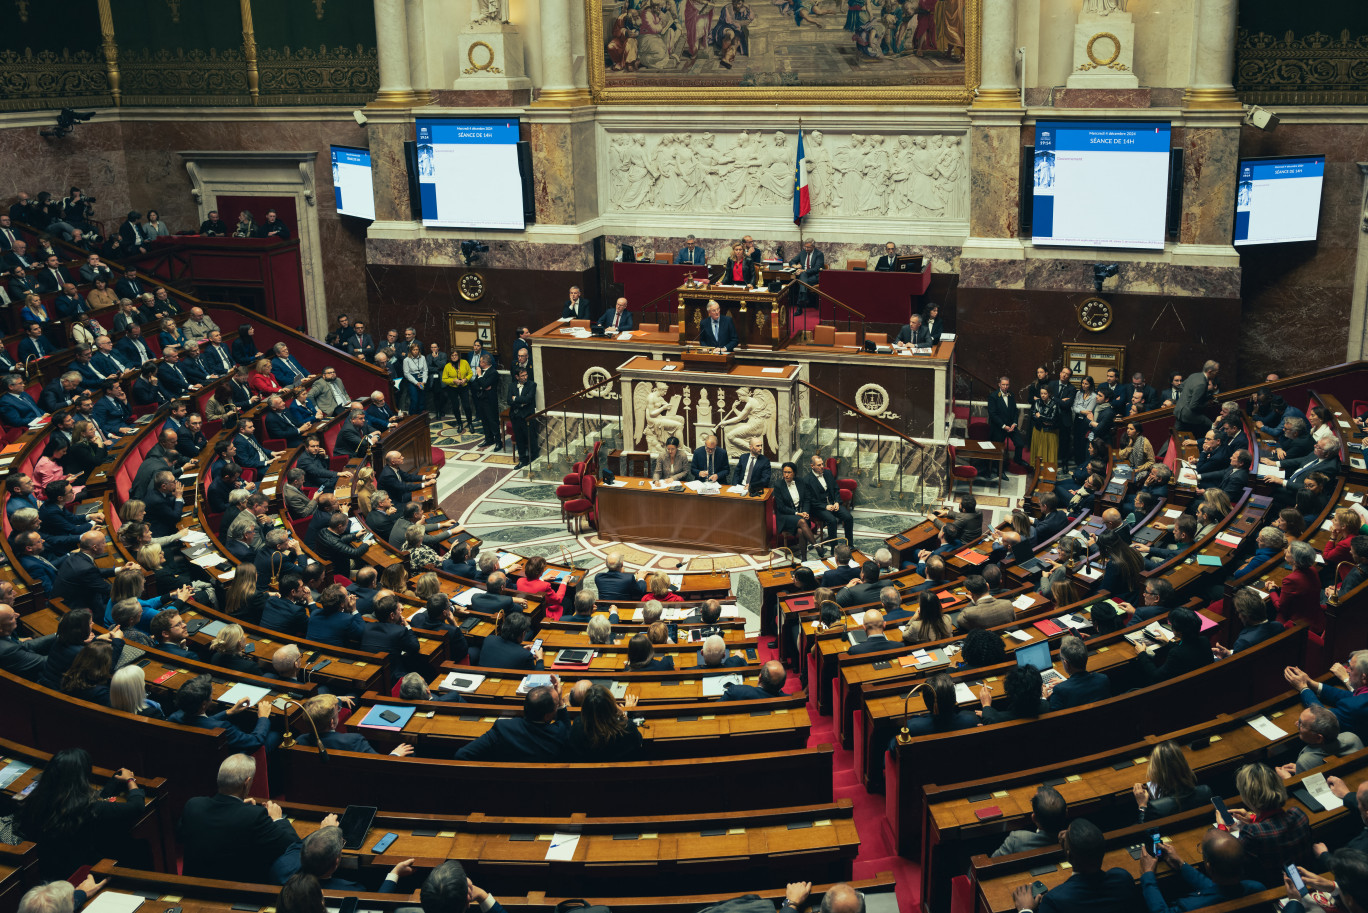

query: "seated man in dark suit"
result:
(1198, 448), (1251, 500)
(179, 753), (300, 883)
(397, 670), (466, 705)
(297, 435), (351, 492)
(333, 408), (378, 460)
(1012, 819), (1139, 913)
(673, 235), (707, 265)
(0, 375), (44, 427)
(894, 314), (932, 349)
(690, 434), (730, 484)
(595, 297), (635, 334)
(1047, 635), (1112, 710)
(848, 609), (902, 655)
(471, 571), (529, 614)
(454, 679), (570, 762)
(167, 674), (277, 755)
(991, 786), (1068, 857)
(720, 660), (788, 701)
(835, 561), (885, 608)
(561, 285), (592, 320)
(259, 574), (310, 637)
(697, 299), (738, 352)
(1266, 436), (1342, 508)
(365, 491), (400, 543)
(306, 584), (365, 649)
(730, 435), (771, 493)
(933, 494), (982, 542)
(0, 601), (53, 681)
(819, 543), (862, 588)
(263, 395), (307, 447)
(254, 528), (310, 588)
(359, 591), (422, 676)
(1033, 492), (1069, 543)
(697, 633), (746, 668)
(439, 540), (478, 579)
(874, 241), (898, 272)
(802, 453), (853, 546)
(38, 372), (82, 413)
(295, 694), (414, 756)
(477, 610), (543, 671)
(1213, 587), (1287, 658)
(788, 240), (824, 313)
(595, 552), (646, 601)
(50, 529), (116, 614)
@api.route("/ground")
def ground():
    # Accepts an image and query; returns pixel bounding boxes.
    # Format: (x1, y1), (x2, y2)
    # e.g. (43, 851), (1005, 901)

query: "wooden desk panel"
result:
(596, 478), (772, 553)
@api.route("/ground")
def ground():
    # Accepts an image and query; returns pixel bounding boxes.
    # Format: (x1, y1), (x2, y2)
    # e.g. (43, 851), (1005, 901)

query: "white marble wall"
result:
(596, 114), (972, 241)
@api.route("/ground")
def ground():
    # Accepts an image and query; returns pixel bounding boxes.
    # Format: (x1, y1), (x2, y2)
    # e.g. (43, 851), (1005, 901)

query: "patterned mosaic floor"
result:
(428, 417), (1034, 622)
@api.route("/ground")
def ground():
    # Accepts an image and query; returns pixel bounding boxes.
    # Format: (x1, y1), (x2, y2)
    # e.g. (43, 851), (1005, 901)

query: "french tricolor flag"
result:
(793, 129), (810, 225)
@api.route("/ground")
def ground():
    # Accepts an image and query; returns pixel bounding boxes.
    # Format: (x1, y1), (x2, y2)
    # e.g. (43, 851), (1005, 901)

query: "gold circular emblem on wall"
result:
(458, 272), (485, 302)
(1086, 33), (1121, 67)
(1077, 297), (1114, 333)
(467, 41), (496, 72)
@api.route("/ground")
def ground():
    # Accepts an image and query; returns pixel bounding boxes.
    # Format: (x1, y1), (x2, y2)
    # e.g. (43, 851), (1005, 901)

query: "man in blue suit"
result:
(5, 474), (39, 516)
(697, 300), (738, 352)
(91, 336), (133, 377)
(690, 434), (730, 483)
(1267, 435), (1342, 508)
(673, 235), (707, 265)
(15, 322), (54, 362)
(731, 435), (771, 492)
(1047, 636), (1112, 710)
(115, 325), (155, 366)
(92, 384), (136, 437)
(1288, 658), (1368, 743)
(270, 343), (315, 388)
(595, 297), (636, 334)
(595, 552), (645, 601)
(454, 679), (571, 762)
(15, 532), (58, 590)
(168, 674), (279, 754)
(788, 239), (824, 313)
(264, 396), (307, 447)
(0, 375), (43, 427)
(720, 660), (788, 701)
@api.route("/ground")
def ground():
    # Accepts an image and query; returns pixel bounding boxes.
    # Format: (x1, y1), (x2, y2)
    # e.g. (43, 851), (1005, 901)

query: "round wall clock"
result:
(1077, 297), (1113, 332)
(458, 272), (485, 302)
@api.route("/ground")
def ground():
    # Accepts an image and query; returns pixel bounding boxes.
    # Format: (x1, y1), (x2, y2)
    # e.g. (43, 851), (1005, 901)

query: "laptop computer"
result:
(1015, 639), (1063, 684)
(1013, 540), (1047, 574)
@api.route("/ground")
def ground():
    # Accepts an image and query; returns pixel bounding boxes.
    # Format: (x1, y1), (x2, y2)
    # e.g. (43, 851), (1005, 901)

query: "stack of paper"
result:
(1011, 594), (1035, 610)
(1245, 715), (1285, 740)
(496, 552), (520, 570)
(701, 674), (743, 697)
(953, 682), (977, 705)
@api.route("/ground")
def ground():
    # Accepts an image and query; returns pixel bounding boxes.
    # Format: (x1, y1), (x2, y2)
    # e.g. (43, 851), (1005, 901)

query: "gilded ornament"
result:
(1086, 33), (1121, 67)
(755, 309), (766, 329)
(1076, 297), (1114, 333)
(464, 41), (502, 75)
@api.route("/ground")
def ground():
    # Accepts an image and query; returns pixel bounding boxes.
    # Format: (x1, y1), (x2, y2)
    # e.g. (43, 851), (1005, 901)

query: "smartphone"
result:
(1287, 864), (1307, 896)
(531, 638), (543, 652)
(135, 658), (152, 668)
(1031, 881), (1048, 898)
(379, 709), (401, 723)
(1149, 831), (1162, 857)
(306, 651), (322, 665)
(1211, 796), (1236, 828)
(244, 643), (255, 654)
(371, 831), (398, 853)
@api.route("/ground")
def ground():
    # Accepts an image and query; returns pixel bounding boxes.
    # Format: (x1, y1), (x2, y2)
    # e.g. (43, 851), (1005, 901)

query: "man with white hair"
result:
(697, 633), (746, 668)
(379, 449), (436, 504)
(265, 644), (304, 682)
(1287, 652), (1368, 744)
(595, 552), (646, 601)
(264, 394), (308, 447)
(179, 753), (302, 882)
(365, 390), (398, 431)
(18, 876), (106, 913)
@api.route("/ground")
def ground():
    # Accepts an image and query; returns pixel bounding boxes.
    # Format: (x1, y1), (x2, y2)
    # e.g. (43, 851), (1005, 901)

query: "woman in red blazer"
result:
(248, 358), (283, 397)
(516, 555), (566, 618)
(1267, 540), (1325, 635)
(1323, 507), (1359, 571)
(647, 572), (683, 603)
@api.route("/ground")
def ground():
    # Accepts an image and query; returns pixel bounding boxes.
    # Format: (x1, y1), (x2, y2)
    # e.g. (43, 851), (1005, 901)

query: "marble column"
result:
(534, 0), (590, 106)
(372, 0), (415, 106)
(404, 0), (432, 105)
(1177, 114), (1242, 246)
(1347, 162), (1368, 362)
(972, 0), (1020, 109)
(1184, 0), (1241, 109)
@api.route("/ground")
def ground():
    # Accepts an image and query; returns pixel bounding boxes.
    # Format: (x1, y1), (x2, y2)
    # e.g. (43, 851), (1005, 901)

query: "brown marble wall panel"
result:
(366, 120), (412, 224)
(1024, 87), (1184, 107)
(807, 360), (938, 439)
(969, 126), (1019, 239)
(366, 237), (595, 272)
(1180, 126), (1240, 247)
(1053, 89), (1153, 108)
(430, 89), (532, 107)
(0, 122), (133, 231)
(1237, 123), (1367, 382)
(529, 122), (575, 225)
(954, 287), (1241, 390)
(364, 263), (597, 365)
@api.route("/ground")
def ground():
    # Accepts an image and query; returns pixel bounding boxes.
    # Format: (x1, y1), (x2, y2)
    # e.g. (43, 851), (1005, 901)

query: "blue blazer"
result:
(674, 245), (706, 265)
(20, 554), (58, 590)
(732, 453), (772, 490)
(690, 445), (731, 483)
(263, 409), (304, 447)
(0, 391), (43, 426)
(271, 356), (309, 387)
(92, 395), (132, 435)
(594, 571), (645, 602)
(595, 309), (635, 333)
(307, 611), (364, 648)
(454, 708), (571, 762)
(16, 336), (54, 361)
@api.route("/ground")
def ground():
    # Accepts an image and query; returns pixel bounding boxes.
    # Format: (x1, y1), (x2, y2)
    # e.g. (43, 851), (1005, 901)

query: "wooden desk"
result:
(596, 476), (773, 553)
(678, 281), (795, 350)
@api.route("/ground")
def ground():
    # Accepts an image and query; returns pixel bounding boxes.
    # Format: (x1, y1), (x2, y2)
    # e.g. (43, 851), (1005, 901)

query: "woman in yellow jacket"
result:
(441, 351), (476, 434)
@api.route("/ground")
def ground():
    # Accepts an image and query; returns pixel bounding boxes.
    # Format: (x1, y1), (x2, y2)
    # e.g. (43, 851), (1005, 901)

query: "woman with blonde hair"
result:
(380, 563), (415, 599)
(109, 665), (163, 718)
(1323, 506), (1360, 570)
(225, 563), (269, 625)
(412, 571), (442, 602)
(354, 466), (378, 514)
(137, 542), (216, 607)
(1231, 762), (1312, 887)
(105, 566), (190, 629)
(209, 623), (259, 674)
(647, 572), (683, 603)
(1133, 740), (1211, 822)
(1201, 487), (1233, 518)
(119, 499), (187, 549)
(249, 358), (282, 397)
(66, 420), (109, 480)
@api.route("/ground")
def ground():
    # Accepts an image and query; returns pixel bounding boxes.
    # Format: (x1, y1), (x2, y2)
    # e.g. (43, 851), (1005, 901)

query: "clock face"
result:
(1078, 297), (1113, 332)
(458, 272), (485, 302)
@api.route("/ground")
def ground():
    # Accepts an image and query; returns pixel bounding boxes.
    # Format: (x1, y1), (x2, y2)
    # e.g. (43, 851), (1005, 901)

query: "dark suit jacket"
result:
(379, 464), (424, 503)
(51, 551), (113, 613)
(673, 245), (707, 265)
(1174, 371), (1212, 425)
(509, 379), (536, 420)
(800, 469), (843, 510)
(1034, 510), (1069, 543)
(358, 621), (420, 663)
(595, 571), (645, 602)
(790, 248), (825, 284)
(144, 488), (183, 538)
(1048, 669), (1112, 710)
(874, 255), (897, 271)
(263, 409), (304, 447)
(848, 634), (901, 655)
(180, 793), (301, 884)
(720, 682), (786, 701)
(1200, 466), (1248, 499)
(773, 479), (810, 520)
(690, 446), (731, 483)
(819, 564), (861, 588)
(562, 297), (592, 320)
(1037, 868), (1140, 913)
(334, 422), (371, 460)
(732, 453), (771, 490)
(35, 264), (73, 293)
(895, 324), (932, 346)
(595, 308), (635, 333)
(259, 597), (309, 637)
(454, 707), (571, 762)
(716, 258), (756, 286)
(698, 314), (739, 351)
(836, 580), (885, 607)
(0, 632), (52, 680)
(479, 634), (541, 671)
(304, 612), (364, 649)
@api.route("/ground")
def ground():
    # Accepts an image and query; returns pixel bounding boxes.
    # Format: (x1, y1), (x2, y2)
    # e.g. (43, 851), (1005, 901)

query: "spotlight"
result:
(353, 110), (369, 126)
(461, 240), (489, 267)
(1243, 105), (1279, 132)
(1092, 263), (1118, 294)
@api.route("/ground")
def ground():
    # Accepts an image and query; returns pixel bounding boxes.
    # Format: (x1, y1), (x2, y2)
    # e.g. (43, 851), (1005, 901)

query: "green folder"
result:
(1196, 555), (1222, 567)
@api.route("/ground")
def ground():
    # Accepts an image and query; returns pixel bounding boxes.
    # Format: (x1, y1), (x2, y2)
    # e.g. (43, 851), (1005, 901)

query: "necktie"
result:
(612, 312), (620, 329)
(806, 253), (812, 269)
(289, 360), (302, 380)
(743, 459), (753, 486)
(708, 451), (713, 474)
(712, 320), (719, 340)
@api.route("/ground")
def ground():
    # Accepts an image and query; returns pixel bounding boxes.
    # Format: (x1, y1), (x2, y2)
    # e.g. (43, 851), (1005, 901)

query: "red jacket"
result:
(1270, 566), (1324, 635)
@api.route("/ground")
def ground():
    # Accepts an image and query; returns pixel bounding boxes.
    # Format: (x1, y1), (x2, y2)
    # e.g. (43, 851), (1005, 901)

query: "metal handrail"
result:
(797, 379), (924, 451)
(529, 372), (622, 423)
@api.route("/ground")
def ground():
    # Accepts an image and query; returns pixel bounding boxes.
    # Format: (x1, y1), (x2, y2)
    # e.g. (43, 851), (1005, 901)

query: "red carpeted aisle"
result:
(757, 640), (919, 911)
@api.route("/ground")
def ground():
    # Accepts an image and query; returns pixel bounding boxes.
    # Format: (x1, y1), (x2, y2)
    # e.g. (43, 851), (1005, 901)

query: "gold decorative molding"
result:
(1082, 32), (1125, 69)
(970, 87), (1019, 109)
(533, 87), (591, 107)
(97, 0), (120, 106)
(118, 47), (249, 105)
(256, 44), (378, 105)
(15, 0), (28, 23)
(0, 49), (110, 111)
(1235, 27), (1368, 106)
(1182, 86), (1243, 110)
(166, 0), (181, 23)
(313, 0), (326, 19)
(584, 0), (980, 106)
(240, 0), (259, 104)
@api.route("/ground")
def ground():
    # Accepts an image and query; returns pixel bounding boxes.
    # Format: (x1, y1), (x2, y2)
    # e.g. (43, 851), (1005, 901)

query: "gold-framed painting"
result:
(586, 0), (980, 105)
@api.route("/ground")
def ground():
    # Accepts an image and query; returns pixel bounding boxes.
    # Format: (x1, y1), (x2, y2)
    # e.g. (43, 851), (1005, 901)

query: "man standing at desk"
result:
(596, 297), (635, 334)
(803, 453), (853, 545)
(561, 285), (591, 320)
(875, 241), (898, 271)
(692, 434), (730, 483)
(789, 239), (824, 314)
(698, 300), (738, 352)
(674, 234), (707, 265)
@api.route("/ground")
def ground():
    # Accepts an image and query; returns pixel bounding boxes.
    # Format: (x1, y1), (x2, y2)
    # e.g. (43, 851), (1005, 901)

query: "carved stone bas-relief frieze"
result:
(599, 128), (969, 228)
